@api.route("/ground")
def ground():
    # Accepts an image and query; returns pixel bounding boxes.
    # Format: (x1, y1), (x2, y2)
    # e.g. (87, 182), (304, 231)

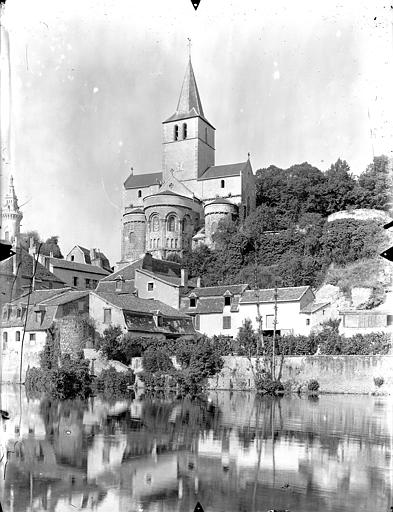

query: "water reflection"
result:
(0, 386), (391, 512)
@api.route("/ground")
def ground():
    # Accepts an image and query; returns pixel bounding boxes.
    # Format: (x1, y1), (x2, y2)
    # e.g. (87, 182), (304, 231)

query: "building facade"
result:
(119, 57), (256, 266)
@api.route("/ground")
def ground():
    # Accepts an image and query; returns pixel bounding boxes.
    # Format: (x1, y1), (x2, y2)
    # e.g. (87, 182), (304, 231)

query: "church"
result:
(119, 56), (256, 267)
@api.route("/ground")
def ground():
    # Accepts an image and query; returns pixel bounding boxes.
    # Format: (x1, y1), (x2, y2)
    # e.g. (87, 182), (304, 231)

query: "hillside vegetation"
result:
(178, 155), (392, 288)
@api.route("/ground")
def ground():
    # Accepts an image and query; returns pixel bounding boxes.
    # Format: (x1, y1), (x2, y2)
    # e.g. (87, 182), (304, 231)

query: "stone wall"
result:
(207, 355), (393, 394)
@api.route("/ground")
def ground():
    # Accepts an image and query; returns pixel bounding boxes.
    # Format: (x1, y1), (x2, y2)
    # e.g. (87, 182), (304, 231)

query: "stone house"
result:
(89, 290), (195, 340)
(180, 285), (327, 338)
(1, 288), (90, 382)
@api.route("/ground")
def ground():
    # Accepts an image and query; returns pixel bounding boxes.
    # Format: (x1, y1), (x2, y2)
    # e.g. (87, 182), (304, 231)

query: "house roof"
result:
(0, 248), (66, 286)
(103, 254), (181, 282)
(8, 288), (72, 306)
(300, 301), (330, 314)
(92, 291), (189, 318)
(198, 162), (247, 181)
(49, 257), (111, 276)
(240, 286), (311, 303)
(124, 172), (162, 190)
(188, 284), (249, 298)
(96, 280), (136, 294)
(136, 268), (197, 288)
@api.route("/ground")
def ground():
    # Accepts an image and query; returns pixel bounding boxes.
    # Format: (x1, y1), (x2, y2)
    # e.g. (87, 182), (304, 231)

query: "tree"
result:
(323, 158), (359, 215)
(357, 155), (392, 210)
(236, 319), (258, 356)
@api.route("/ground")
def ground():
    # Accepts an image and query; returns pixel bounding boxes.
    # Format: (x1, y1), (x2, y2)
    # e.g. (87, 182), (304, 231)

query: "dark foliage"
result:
(94, 367), (135, 398)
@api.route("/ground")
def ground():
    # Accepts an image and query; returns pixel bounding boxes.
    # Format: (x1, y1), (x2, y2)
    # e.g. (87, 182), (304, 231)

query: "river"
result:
(0, 386), (391, 512)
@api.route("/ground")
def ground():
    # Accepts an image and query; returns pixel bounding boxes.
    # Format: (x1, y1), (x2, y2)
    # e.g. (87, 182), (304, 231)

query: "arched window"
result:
(138, 190), (142, 198)
(174, 239), (178, 248)
(166, 238), (170, 247)
(167, 215), (176, 232)
(151, 215), (160, 232)
(128, 232), (135, 244)
(182, 123), (187, 139)
(221, 179), (225, 188)
(174, 125), (179, 141)
(170, 239), (174, 249)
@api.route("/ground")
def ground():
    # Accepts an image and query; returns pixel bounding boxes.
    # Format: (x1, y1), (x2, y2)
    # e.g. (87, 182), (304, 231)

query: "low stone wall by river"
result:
(207, 355), (393, 394)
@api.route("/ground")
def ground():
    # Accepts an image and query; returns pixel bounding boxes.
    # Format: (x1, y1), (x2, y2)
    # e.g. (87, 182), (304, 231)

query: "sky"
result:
(1, 0), (393, 265)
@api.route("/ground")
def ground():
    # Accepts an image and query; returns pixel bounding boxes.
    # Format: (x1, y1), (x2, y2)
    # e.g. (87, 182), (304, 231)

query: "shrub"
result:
(94, 367), (135, 398)
(374, 376), (384, 388)
(255, 374), (284, 395)
(307, 379), (320, 392)
(142, 347), (174, 374)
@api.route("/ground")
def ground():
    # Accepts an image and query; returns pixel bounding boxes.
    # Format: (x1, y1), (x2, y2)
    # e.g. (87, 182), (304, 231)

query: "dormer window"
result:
(182, 123), (187, 139)
(190, 297), (196, 308)
(174, 125), (179, 141)
(224, 296), (231, 306)
(221, 180), (225, 188)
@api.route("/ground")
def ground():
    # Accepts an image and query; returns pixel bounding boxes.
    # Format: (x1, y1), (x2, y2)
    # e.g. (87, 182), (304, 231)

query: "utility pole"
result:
(272, 278), (278, 381)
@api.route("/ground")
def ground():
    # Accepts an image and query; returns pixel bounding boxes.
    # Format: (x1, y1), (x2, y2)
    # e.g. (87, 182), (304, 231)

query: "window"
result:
(116, 279), (123, 292)
(70, 255), (75, 261)
(174, 239), (178, 248)
(15, 331), (20, 342)
(223, 316), (231, 329)
(29, 333), (36, 341)
(224, 296), (231, 306)
(221, 179), (225, 188)
(138, 190), (142, 198)
(152, 215), (160, 232)
(35, 311), (42, 323)
(104, 309), (112, 324)
(174, 124), (179, 141)
(85, 279), (91, 289)
(4, 231), (9, 241)
(92, 280), (98, 288)
(2, 332), (8, 351)
(128, 232), (135, 244)
(147, 282), (154, 291)
(73, 277), (78, 287)
(266, 315), (274, 330)
(182, 123), (187, 139)
(167, 215), (176, 232)
(306, 319), (310, 326)
(194, 314), (200, 330)
(16, 308), (21, 319)
(190, 297), (196, 308)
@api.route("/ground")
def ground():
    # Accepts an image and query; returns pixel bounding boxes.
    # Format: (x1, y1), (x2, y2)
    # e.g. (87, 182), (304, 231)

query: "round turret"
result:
(204, 198), (238, 246)
(121, 207), (146, 262)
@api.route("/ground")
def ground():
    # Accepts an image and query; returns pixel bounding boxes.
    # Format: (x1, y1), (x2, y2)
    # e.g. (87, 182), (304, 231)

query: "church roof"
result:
(198, 162), (248, 181)
(163, 59), (214, 128)
(207, 197), (235, 206)
(124, 172), (162, 190)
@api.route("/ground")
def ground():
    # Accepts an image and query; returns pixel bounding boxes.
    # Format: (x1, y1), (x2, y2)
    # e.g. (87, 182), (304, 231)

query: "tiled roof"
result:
(96, 280), (136, 294)
(189, 284), (249, 298)
(206, 197), (235, 205)
(75, 246), (91, 264)
(1, 305), (59, 331)
(49, 258), (110, 276)
(124, 172), (162, 190)
(198, 162), (247, 181)
(92, 291), (188, 318)
(181, 297), (224, 314)
(8, 288), (72, 306)
(300, 301), (330, 314)
(0, 248), (66, 285)
(103, 254), (181, 282)
(240, 286), (311, 303)
(42, 290), (90, 306)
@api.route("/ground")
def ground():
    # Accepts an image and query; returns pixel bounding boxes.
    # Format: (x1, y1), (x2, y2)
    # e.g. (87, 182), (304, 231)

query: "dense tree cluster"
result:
(20, 230), (64, 258)
(179, 156), (391, 288)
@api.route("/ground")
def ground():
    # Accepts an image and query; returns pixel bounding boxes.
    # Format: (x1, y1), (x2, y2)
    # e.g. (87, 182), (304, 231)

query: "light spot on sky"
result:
(336, 30), (342, 38)
(118, 141), (123, 147)
(93, 87), (99, 94)
(273, 69), (280, 80)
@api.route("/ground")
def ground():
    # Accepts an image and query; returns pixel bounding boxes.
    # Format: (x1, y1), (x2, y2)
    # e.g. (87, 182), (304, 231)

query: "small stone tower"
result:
(1, 175), (23, 245)
(121, 206), (146, 263)
(204, 198), (238, 247)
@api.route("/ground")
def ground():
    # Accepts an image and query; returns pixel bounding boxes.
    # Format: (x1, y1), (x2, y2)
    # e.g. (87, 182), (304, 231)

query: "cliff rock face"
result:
(327, 208), (392, 223)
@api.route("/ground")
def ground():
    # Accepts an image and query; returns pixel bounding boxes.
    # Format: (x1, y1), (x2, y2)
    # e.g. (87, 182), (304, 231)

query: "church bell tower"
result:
(162, 56), (215, 184)
(1, 175), (23, 246)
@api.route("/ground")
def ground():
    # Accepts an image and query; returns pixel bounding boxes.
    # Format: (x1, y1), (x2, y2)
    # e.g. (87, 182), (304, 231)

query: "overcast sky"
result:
(2, 0), (392, 265)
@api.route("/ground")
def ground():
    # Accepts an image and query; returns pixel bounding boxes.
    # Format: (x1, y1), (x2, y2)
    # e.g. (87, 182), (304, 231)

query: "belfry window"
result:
(182, 123), (187, 139)
(221, 180), (225, 188)
(174, 125), (179, 141)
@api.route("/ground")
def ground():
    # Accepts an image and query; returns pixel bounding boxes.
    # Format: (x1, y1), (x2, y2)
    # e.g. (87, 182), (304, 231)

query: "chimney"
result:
(196, 276), (201, 288)
(181, 268), (188, 287)
(144, 253), (153, 271)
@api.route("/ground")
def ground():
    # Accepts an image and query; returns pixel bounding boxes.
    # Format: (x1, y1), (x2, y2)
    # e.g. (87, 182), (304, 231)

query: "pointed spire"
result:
(175, 58), (205, 118)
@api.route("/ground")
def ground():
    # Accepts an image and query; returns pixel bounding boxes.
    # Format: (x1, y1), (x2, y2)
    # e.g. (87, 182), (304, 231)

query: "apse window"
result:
(167, 216), (176, 232)
(221, 180), (225, 188)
